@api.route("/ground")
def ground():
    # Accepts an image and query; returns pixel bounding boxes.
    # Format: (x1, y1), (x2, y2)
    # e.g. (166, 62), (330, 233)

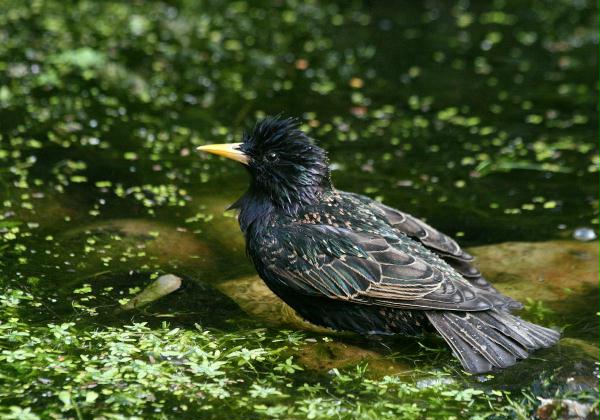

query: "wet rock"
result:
(217, 241), (598, 332)
(14, 191), (79, 226)
(487, 336), (598, 390)
(61, 218), (214, 277)
(119, 274), (181, 311)
(469, 241), (598, 386)
(215, 275), (333, 333)
(469, 240), (598, 314)
(215, 276), (415, 376)
(90, 219), (213, 264)
(199, 198), (247, 253)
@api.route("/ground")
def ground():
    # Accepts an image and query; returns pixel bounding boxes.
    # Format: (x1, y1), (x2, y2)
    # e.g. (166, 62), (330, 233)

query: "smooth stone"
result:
(573, 227), (597, 242)
(119, 274), (182, 311)
(215, 275), (334, 333)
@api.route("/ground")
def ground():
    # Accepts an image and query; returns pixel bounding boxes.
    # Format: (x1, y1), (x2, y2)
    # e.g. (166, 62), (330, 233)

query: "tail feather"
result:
(437, 323), (495, 373)
(427, 310), (560, 373)
(469, 312), (530, 359)
(485, 310), (559, 348)
(441, 311), (517, 368)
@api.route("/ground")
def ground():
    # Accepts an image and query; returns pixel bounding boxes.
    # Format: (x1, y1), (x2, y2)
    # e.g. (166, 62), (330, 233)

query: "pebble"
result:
(119, 274), (182, 311)
(573, 227), (597, 242)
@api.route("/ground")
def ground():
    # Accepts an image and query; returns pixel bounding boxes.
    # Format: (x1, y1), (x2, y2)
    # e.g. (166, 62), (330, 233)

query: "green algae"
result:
(2, 289), (594, 420)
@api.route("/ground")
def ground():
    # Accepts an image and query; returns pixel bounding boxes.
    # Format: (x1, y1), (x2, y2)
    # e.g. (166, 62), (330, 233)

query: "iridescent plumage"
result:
(201, 116), (560, 373)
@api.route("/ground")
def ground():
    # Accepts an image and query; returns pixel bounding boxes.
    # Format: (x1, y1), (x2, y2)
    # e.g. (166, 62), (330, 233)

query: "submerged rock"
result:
(214, 241), (599, 377)
(60, 218), (215, 280)
(44, 216), (249, 329)
(297, 339), (411, 376)
(215, 275), (333, 333)
(59, 217), (599, 380)
(470, 240), (599, 316)
(85, 219), (213, 265)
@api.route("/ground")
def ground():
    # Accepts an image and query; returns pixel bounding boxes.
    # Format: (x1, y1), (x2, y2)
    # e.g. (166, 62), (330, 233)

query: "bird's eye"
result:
(264, 152), (278, 162)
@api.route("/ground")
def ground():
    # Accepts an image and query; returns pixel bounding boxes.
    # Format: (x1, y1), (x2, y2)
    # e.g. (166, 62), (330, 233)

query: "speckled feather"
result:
(231, 117), (560, 373)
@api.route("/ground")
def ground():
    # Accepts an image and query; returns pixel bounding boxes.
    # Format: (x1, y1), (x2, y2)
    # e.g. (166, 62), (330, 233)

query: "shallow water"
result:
(0, 0), (598, 419)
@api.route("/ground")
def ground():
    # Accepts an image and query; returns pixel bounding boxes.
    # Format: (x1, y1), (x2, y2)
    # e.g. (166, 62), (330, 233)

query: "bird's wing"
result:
(369, 201), (473, 261)
(258, 224), (510, 311)
(366, 200), (520, 307)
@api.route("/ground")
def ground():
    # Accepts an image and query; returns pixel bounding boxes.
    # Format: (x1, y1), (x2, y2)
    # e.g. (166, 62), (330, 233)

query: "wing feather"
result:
(366, 199), (523, 310)
(371, 201), (473, 261)
(258, 224), (502, 311)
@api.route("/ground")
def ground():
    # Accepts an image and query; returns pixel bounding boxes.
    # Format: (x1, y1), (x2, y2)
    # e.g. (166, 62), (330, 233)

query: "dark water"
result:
(0, 0), (598, 419)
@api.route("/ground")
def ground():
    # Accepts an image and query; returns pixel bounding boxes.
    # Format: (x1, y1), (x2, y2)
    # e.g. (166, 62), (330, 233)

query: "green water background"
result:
(0, 0), (598, 419)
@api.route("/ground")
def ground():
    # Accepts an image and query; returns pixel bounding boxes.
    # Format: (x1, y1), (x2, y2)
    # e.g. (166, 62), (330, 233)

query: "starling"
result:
(197, 116), (560, 373)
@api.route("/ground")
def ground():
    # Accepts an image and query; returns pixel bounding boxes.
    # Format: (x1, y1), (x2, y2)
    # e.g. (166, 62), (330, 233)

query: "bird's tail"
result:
(426, 310), (560, 373)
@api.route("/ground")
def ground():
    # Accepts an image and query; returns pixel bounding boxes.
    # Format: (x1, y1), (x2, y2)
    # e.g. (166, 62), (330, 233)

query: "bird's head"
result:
(198, 116), (331, 215)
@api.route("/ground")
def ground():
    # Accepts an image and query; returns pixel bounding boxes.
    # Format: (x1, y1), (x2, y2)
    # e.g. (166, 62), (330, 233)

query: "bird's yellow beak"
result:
(196, 143), (249, 165)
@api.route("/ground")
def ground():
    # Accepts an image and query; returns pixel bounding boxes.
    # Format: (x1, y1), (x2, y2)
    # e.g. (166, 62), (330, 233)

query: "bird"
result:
(197, 116), (560, 373)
